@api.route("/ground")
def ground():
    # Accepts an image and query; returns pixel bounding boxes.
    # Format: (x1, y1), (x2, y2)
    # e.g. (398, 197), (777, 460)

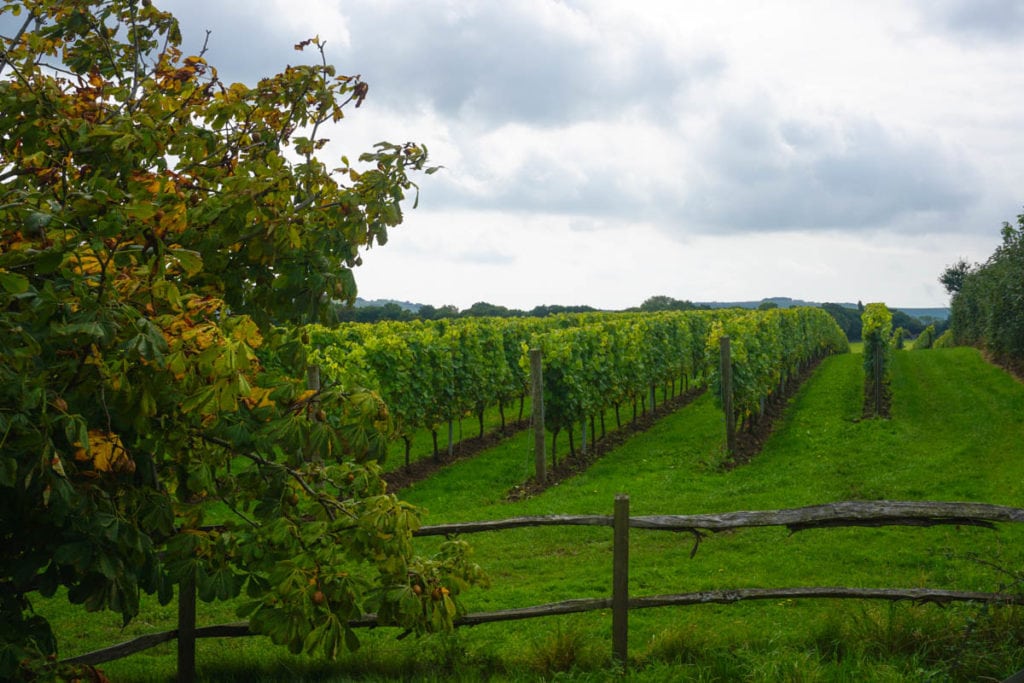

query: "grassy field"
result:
(40, 347), (1024, 680)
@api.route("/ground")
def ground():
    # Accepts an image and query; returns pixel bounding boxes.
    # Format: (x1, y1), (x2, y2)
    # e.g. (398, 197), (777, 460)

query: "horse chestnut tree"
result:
(0, 1), (482, 676)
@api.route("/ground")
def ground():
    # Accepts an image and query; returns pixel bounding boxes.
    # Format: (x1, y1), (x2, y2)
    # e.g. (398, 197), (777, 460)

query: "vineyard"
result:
(37, 338), (1024, 681)
(5, 2), (1022, 680)
(306, 307), (849, 474)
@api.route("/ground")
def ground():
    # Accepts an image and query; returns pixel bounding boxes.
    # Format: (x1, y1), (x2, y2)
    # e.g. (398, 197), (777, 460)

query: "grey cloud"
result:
(684, 110), (980, 233)
(425, 108), (978, 234)
(159, 2), (721, 127)
(334, 3), (719, 127)
(0, 3), (284, 82)
(160, 2), (306, 83)
(426, 106), (983, 237)
(916, 0), (1024, 42)
(422, 155), (651, 220)
(125, 3), (988, 241)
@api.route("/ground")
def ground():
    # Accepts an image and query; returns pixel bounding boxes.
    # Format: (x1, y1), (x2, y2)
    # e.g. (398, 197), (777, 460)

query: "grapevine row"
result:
(861, 302), (894, 417)
(524, 311), (716, 457)
(707, 308), (850, 430)
(306, 308), (849, 465)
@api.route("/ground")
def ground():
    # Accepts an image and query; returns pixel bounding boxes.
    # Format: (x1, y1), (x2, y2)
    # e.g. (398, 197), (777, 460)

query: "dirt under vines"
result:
(382, 418), (532, 492)
(506, 385), (708, 500)
(383, 386), (709, 495)
(384, 355), (832, 497)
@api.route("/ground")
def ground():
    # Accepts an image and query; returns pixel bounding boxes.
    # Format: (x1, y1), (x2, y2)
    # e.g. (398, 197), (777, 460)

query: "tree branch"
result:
(0, 11), (34, 75)
(197, 432), (359, 522)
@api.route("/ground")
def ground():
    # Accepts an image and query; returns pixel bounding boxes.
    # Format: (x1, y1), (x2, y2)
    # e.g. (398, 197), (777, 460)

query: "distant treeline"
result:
(333, 295), (706, 322)
(333, 301), (603, 323)
(335, 295), (945, 342)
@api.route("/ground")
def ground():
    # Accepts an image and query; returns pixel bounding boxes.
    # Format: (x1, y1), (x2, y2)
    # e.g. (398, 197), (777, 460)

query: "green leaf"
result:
(197, 565), (240, 602)
(0, 271), (29, 294)
(344, 625), (360, 652)
(51, 321), (112, 342)
(97, 553), (119, 579)
(236, 599), (264, 619)
(0, 457), (16, 487)
(124, 202), (157, 221)
(168, 248), (204, 276)
(35, 249), (63, 274)
(24, 212), (52, 232)
(54, 541), (94, 572)
(180, 386), (215, 414)
(112, 133), (136, 151)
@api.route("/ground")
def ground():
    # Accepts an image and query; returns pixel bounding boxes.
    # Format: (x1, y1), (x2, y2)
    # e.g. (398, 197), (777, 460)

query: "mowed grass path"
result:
(50, 348), (1024, 680)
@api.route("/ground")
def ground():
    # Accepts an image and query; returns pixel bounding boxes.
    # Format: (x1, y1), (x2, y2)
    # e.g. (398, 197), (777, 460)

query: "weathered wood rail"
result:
(63, 498), (1024, 681)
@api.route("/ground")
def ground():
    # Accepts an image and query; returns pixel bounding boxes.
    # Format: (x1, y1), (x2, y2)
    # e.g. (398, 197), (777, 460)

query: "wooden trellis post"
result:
(530, 349), (546, 484)
(872, 338), (884, 417)
(719, 336), (736, 454)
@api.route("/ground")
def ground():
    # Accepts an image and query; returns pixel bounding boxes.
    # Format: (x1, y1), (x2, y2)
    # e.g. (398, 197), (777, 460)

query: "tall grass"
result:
(39, 348), (1024, 680)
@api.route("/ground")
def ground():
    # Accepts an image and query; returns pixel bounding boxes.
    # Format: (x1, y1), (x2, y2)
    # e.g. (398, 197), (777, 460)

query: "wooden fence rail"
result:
(63, 498), (1024, 680)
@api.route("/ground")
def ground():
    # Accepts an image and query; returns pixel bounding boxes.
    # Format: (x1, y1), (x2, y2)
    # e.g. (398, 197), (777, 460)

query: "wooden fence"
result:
(64, 498), (1024, 681)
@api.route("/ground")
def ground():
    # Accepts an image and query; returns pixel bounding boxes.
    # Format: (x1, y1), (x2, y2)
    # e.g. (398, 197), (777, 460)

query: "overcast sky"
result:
(160, 1), (1024, 309)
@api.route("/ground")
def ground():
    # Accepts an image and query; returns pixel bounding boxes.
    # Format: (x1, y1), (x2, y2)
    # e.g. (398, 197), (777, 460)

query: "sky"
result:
(143, 2), (1024, 308)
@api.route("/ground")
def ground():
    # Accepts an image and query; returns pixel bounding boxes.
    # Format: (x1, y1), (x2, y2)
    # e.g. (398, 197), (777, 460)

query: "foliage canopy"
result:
(949, 215), (1024, 366)
(0, 0), (481, 677)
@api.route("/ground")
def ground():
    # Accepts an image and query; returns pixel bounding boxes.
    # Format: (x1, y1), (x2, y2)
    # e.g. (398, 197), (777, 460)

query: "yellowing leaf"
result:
(51, 455), (67, 478)
(242, 385), (276, 410)
(79, 430), (135, 474)
(67, 253), (104, 276)
(160, 203), (188, 235)
(229, 316), (263, 349)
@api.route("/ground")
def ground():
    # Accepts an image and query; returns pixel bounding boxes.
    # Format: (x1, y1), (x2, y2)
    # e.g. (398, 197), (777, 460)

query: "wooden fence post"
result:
(719, 336), (736, 455)
(530, 349), (546, 485)
(177, 574), (197, 683)
(612, 494), (630, 670)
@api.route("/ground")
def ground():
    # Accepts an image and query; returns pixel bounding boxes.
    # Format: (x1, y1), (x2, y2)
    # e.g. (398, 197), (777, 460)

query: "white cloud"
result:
(151, 0), (1024, 308)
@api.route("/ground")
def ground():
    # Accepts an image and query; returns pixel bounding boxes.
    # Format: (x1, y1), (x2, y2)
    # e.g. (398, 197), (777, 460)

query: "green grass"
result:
(39, 347), (1024, 680)
(382, 380), (685, 475)
(378, 395), (532, 473)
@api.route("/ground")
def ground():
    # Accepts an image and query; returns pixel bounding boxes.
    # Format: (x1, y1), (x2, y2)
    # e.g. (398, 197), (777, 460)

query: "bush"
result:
(949, 216), (1024, 363)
